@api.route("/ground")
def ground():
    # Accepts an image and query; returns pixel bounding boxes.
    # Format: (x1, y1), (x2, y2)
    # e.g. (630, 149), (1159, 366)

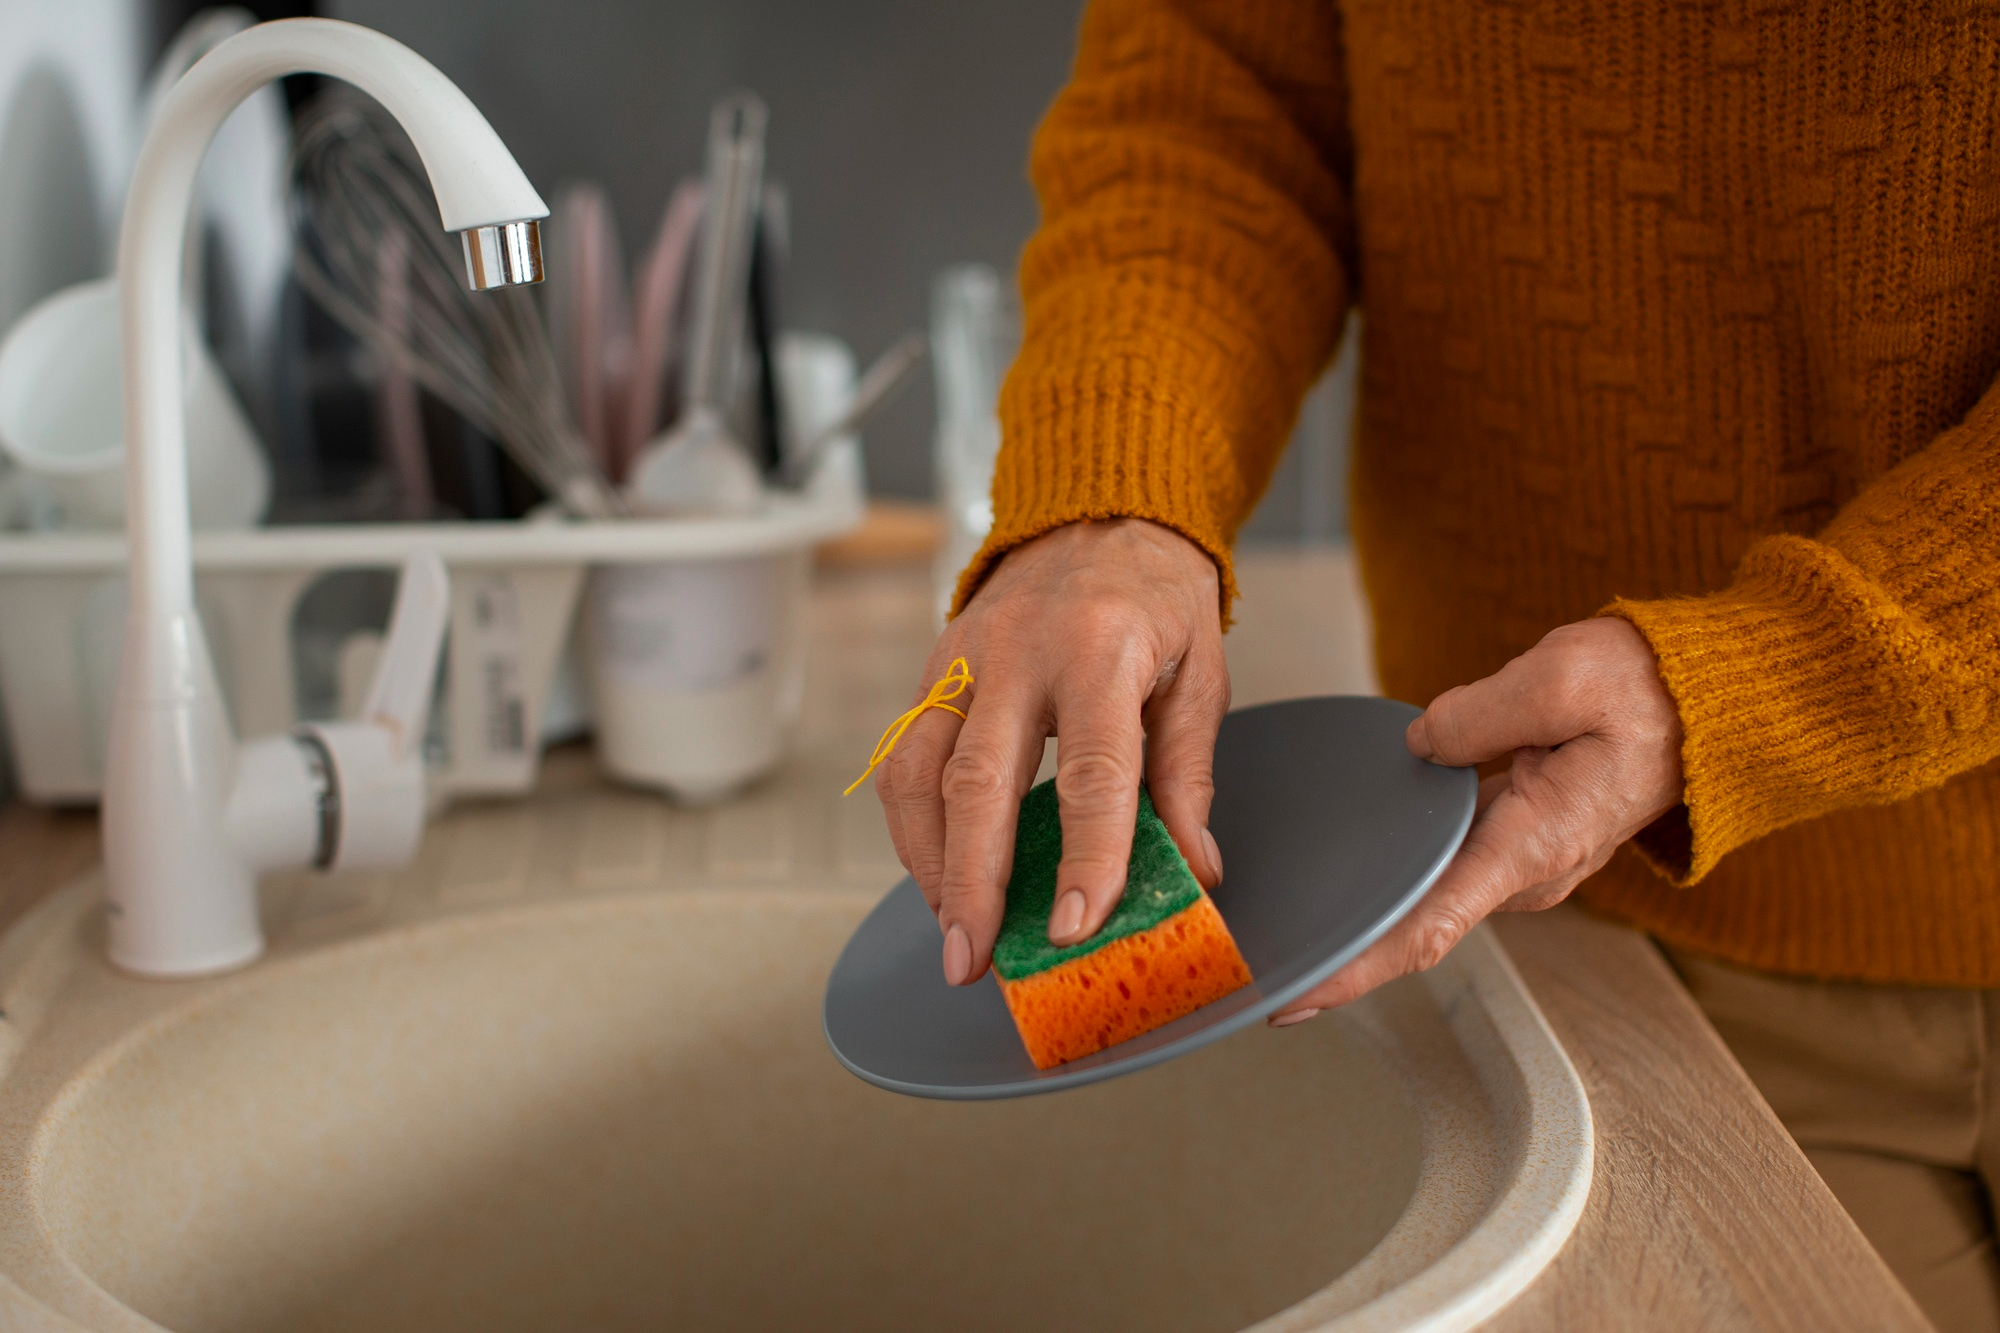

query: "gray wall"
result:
(326, 0), (1085, 501)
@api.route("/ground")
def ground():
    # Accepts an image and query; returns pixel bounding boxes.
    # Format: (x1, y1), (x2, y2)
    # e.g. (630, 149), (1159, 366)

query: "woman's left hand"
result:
(1269, 617), (1684, 1026)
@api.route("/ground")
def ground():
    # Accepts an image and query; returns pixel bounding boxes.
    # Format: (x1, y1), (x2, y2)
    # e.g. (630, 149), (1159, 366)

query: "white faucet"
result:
(104, 19), (549, 977)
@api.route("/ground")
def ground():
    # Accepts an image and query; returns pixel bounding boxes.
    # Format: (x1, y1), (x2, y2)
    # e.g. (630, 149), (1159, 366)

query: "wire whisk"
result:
(290, 92), (624, 519)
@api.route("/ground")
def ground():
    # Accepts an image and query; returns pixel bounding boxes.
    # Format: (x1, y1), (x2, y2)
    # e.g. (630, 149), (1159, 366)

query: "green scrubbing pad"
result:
(990, 780), (1205, 982)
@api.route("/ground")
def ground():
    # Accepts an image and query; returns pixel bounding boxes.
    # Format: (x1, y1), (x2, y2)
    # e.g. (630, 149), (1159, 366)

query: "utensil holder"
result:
(0, 442), (862, 806)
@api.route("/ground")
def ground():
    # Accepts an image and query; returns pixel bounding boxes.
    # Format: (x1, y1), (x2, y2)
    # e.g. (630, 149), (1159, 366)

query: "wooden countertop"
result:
(0, 533), (1928, 1331)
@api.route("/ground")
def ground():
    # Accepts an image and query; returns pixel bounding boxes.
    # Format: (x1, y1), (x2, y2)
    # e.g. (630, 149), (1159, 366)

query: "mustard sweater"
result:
(958, 0), (2000, 986)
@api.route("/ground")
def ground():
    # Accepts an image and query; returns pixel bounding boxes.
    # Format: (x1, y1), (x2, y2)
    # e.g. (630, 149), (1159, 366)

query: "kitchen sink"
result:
(0, 864), (1586, 1332)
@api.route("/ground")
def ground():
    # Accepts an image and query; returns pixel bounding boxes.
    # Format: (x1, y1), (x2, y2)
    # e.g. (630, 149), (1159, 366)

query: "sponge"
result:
(992, 781), (1252, 1070)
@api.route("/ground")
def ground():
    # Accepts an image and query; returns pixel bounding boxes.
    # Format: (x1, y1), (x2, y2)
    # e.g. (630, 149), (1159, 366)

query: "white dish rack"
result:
(0, 441), (863, 806)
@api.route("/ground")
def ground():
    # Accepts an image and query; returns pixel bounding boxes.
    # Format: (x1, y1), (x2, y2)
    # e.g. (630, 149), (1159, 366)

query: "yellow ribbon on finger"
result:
(843, 657), (975, 796)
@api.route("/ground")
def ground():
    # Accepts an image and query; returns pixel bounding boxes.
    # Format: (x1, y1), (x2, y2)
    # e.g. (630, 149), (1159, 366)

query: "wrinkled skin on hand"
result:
(879, 519), (1684, 1019)
(1270, 616), (1684, 1025)
(874, 518), (1229, 986)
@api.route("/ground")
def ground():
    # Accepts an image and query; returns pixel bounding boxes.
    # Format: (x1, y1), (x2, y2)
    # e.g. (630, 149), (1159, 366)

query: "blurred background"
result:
(324, 0), (1077, 506)
(310, 0), (1353, 529)
(0, 0), (1356, 805)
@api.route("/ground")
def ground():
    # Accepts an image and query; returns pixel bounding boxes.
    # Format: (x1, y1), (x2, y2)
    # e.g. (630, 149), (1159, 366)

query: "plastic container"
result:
(0, 279), (270, 531)
(0, 346), (864, 806)
(583, 333), (856, 802)
(585, 551), (810, 802)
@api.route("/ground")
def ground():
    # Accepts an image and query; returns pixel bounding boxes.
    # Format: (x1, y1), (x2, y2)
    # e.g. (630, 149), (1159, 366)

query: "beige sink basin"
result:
(0, 860), (1588, 1333)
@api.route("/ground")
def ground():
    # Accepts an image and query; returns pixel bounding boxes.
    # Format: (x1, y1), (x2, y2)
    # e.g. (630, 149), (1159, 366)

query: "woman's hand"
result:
(875, 519), (1228, 986)
(1271, 617), (1683, 1025)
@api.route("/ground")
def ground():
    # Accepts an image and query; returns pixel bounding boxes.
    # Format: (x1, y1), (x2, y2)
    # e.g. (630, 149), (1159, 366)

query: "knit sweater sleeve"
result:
(951, 0), (1355, 617)
(1608, 386), (2000, 885)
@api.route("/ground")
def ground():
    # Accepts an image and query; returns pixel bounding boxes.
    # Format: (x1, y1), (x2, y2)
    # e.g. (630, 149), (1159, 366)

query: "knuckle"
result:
(1425, 687), (1472, 758)
(939, 749), (1010, 811)
(1573, 843), (1615, 881)
(1527, 816), (1597, 884)
(883, 744), (941, 799)
(1504, 883), (1572, 913)
(936, 875), (995, 920)
(1171, 768), (1216, 809)
(1539, 621), (1594, 659)
(1055, 748), (1138, 805)
(1058, 854), (1127, 891)
(1453, 835), (1508, 886)
(1405, 909), (1472, 973)
(908, 846), (947, 897)
(1534, 622), (1587, 668)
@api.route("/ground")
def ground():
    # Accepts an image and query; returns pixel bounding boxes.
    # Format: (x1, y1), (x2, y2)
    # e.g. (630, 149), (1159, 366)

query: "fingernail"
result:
(1049, 889), (1087, 943)
(1268, 1008), (1320, 1029)
(1200, 827), (1223, 885)
(1406, 718), (1433, 760)
(942, 924), (973, 986)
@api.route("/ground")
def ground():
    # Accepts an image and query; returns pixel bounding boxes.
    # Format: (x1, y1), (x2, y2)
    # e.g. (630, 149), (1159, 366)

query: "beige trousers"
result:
(1665, 945), (2000, 1333)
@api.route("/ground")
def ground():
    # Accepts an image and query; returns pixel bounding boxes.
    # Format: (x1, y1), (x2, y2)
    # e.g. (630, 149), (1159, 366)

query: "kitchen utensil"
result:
(0, 278), (269, 530)
(290, 93), (623, 519)
(619, 179), (703, 484)
(546, 180), (631, 479)
(780, 331), (924, 486)
(372, 229), (433, 518)
(823, 695), (1478, 1100)
(747, 207), (786, 473)
(627, 92), (767, 515)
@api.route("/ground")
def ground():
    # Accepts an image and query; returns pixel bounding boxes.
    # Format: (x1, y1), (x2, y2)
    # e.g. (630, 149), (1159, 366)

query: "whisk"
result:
(290, 92), (623, 519)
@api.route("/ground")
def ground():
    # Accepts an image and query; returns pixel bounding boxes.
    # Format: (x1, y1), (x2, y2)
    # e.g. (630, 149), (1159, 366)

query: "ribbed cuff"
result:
(950, 362), (1243, 622)
(1604, 533), (1945, 885)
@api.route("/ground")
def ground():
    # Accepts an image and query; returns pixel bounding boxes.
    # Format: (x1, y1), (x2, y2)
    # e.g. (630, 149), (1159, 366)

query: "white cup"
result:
(585, 551), (811, 804)
(0, 278), (269, 530)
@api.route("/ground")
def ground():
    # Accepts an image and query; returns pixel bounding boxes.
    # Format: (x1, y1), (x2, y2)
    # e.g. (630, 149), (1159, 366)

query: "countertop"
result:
(0, 535), (1929, 1332)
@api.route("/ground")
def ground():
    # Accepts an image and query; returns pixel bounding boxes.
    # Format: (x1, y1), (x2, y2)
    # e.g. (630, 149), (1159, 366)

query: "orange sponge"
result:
(991, 783), (1251, 1070)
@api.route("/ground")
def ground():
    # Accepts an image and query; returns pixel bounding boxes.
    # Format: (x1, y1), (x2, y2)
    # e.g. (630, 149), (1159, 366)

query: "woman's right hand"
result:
(874, 518), (1231, 986)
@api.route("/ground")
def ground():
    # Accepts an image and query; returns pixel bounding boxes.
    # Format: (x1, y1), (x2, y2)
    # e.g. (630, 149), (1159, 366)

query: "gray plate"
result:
(822, 696), (1477, 1100)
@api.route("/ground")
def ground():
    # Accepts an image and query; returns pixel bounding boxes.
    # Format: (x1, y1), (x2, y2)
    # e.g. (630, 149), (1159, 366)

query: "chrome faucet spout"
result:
(460, 219), (545, 289)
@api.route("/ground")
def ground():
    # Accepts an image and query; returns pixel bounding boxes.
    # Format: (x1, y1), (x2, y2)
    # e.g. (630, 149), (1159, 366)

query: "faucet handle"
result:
(363, 550), (449, 758)
(296, 552), (450, 871)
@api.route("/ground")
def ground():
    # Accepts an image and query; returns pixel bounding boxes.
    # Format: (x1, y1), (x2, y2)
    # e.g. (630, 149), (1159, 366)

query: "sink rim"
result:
(0, 880), (1590, 1333)
(1258, 926), (1594, 1332)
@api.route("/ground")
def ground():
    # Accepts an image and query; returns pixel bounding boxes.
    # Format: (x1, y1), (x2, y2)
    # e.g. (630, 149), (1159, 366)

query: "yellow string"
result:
(843, 657), (975, 796)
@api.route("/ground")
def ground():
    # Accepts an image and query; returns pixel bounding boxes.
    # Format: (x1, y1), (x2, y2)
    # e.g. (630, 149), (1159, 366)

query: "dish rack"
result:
(0, 440), (863, 807)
